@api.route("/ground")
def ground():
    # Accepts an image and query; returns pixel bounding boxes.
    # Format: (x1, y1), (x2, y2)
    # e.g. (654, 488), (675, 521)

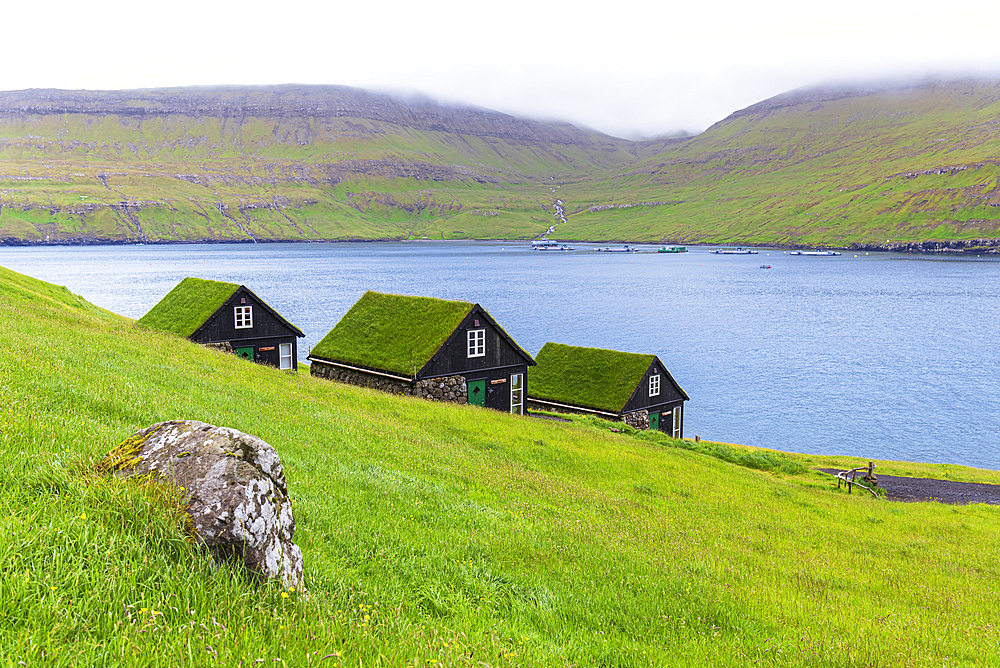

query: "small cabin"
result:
(527, 342), (689, 436)
(138, 277), (304, 369)
(308, 291), (536, 414)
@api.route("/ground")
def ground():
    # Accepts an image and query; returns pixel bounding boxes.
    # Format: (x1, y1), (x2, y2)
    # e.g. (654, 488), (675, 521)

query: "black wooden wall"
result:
(622, 359), (687, 414)
(416, 307), (533, 414)
(190, 287), (300, 369)
(620, 358), (687, 435)
(418, 308), (533, 379)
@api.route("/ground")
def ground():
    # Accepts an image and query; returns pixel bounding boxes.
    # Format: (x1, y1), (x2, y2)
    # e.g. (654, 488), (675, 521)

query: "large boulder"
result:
(100, 420), (304, 589)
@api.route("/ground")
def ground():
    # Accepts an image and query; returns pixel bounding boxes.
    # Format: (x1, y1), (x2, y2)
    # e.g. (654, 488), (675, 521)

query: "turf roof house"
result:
(138, 277), (304, 370)
(527, 342), (689, 435)
(308, 291), (536, 413)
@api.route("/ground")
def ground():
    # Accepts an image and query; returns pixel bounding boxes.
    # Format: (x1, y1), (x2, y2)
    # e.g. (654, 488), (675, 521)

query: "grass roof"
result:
(137, 277), (239, 338)
(309, 291), (474, 377)
(528, 342), (657, 413)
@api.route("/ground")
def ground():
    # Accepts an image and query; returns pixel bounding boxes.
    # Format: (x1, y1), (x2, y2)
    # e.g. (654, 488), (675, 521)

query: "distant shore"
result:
(4, 235), (1000, 255)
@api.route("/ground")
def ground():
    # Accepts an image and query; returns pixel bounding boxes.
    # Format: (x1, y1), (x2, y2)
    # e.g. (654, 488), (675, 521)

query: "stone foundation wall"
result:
(413, 375), (467, 403)
(311, 362), (467, 404)
(622, 409), (649, 430)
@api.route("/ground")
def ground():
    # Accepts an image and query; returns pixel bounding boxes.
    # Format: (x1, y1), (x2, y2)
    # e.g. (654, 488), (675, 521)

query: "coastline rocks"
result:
(100, 420), (304, 589)
(846, 238), (1000, 254)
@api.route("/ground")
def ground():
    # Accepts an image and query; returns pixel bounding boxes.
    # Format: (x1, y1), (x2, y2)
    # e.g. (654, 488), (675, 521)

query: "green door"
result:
(648, 412), (660, 431)
(467, 379), (486, 407)
(234, 346), (254, 361)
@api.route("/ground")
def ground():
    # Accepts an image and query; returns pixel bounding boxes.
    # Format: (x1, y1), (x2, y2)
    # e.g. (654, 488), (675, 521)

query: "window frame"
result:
(672, 406), (683, 439)
(648, 373), (660, 397)
(467, 329), (486, 358)
(234, 305), (253, 329)
(510, 373), (524, 415)
(279, 343), (293, 370)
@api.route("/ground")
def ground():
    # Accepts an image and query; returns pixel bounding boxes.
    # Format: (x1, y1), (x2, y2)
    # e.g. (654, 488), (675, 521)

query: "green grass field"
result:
(3, 265), (1000, 666)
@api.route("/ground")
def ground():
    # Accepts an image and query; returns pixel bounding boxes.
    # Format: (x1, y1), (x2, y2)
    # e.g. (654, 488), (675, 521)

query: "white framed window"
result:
(279, 343), (293, 370)
(510, 373), (524, 415)
(235, 306), (253, 329)
(649, 374), (660, 397)
(672, 406), (683, 439)
(467, 329), (485, 358)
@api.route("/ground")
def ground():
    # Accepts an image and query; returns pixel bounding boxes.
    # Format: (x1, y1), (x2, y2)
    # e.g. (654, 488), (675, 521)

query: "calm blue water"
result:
(3, 241), (999, 469)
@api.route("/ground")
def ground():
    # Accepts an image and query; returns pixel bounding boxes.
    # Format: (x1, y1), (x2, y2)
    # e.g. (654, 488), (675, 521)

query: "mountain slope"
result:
(0, 85), (642, 243)
(4, 80), (1000, 247)
(556, 79), (1000, 248)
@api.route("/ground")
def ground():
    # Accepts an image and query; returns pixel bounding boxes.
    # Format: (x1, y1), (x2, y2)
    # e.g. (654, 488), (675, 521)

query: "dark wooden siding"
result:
(192, 288), (296, 343)
(650, 402), (684, 438)
(622, 359), (687, 414)
(247, 338), (299, 369)
(464, 365), (530, 414)
(418, 307), (532, 379)
(190, 287), (300, 369)
(643, 400), (685, 435)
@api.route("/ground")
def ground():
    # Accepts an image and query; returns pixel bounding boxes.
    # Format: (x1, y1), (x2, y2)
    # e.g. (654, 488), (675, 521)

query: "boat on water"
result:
(657, 246), (687, 253)
(596, 245), (639, 253)
(532, 240), (574, 251)
(710, 247), (758, 255)
(787, 249), (842, 256)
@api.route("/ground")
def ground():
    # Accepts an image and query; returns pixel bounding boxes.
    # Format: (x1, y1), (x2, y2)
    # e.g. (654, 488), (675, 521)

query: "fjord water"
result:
(3, 241), (998, 470)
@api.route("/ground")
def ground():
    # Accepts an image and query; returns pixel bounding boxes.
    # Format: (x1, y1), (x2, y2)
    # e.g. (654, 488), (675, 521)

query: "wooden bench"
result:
(836, 461), (879, 498)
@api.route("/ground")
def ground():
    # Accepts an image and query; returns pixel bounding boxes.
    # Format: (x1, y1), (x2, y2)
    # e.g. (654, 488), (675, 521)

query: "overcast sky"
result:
(4, 0), (999, 139)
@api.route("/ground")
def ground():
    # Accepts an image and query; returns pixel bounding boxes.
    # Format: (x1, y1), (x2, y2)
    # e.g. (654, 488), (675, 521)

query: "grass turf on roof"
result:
(137, 277), (239, 338)
(528, 342), (656, 414)
(310, 291), (474, 377)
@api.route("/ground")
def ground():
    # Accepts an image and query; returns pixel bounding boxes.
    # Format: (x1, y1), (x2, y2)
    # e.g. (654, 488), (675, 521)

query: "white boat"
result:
(787, 249), (842, 256)
(532, 240), (573, 251)
(595, 245), (639, 253)
(711, 247), (758, 255)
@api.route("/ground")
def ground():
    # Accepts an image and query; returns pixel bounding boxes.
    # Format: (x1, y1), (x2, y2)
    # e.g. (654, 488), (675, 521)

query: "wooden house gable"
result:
(621, 357), (689, 415)
(418, 305), (535, 378)
(191, 286), (304, 344)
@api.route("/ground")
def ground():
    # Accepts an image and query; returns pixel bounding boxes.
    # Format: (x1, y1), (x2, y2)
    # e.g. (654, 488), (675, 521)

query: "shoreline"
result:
(4, 235), (1000, 255)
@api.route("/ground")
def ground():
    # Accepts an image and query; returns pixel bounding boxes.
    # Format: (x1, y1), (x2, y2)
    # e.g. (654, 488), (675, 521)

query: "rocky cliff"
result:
(0, 85), (627, 147)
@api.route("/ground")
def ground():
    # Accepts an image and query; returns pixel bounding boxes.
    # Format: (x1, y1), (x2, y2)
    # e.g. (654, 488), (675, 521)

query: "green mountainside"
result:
(3, 80), (1000, 248)
(557, 80), (1000, 249)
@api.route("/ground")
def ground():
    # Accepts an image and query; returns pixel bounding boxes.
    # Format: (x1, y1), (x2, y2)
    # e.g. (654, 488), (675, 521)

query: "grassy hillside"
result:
(0, 86), (640, 244)
(3, 265), (1000, 666)
(5, 80), (1000, 248)
(556, 80), (1000, 247)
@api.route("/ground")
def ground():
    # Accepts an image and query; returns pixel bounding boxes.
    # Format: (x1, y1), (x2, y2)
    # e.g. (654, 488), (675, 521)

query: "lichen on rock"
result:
(99, 420), (305, 590)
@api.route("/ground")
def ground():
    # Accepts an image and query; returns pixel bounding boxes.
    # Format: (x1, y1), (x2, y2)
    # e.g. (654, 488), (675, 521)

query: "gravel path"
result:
(819, 469), (1000, 505)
